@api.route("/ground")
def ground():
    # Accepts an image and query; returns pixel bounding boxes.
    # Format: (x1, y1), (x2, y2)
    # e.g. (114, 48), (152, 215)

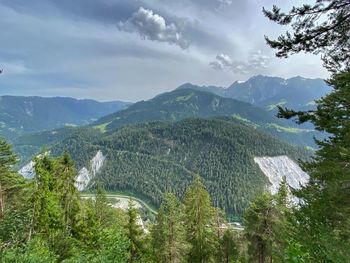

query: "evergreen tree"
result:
(265, 1), (350, 260)
(183, 176), (217, 263)
(0, 139), (17, 217)
(285, 72), (350, 261)
(243, 192), (275, 263)
(30, 155), (63, 239)
(94, 183), (114, 228)
(152, 192), (189, 263)
(263, 0), (350, 72)
(125, 199), (144, 263)
(0, 139), (31, 260)
(54, 153), (81, 234)
(217, 228), (239, 263)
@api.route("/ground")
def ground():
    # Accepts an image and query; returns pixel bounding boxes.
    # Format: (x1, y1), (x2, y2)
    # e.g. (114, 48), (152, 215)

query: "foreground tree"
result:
(287, 72), (350, 261)
(264, 1), (350, 261)
(263, 0), (350, 72)
(125, 199), (145, 263)
(0, 139), (18, 217)
(243, 193), (274, 263)
(152, 193), (189, 263)
(183, 176), (218, 263)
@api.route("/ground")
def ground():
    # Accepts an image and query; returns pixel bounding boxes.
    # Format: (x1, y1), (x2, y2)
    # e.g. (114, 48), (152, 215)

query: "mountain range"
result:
(0, 96), (131, 139)
(10, 75), (327, 216)
(177, 75), (331, 113)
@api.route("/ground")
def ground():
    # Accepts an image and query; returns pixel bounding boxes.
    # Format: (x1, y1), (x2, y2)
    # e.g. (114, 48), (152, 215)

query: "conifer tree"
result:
(54, 153), (81, 233)
(152, 192), (189, 263)
(263, 0), (350, 72)
(243, 192), (275, 263)
(31, 155), (63, 239)
(218, 228), (239, 263)
(183, 176), (217, 263)
(0, 139), (17, 217)
(125, 199), (144, 263)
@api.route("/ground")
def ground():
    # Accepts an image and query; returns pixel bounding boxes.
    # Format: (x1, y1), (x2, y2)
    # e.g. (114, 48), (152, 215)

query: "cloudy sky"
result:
(0, 0), (328, 102)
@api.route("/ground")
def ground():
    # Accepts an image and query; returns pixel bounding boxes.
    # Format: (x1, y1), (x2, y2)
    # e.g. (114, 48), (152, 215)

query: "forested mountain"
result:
(0, 95), (131, 139)
(93, 88), (320, 147)
(11, 88), (320, 166)
(49, 117), (310, 216)
(94, 88), (277, 130)
(177, 75), (331, 112)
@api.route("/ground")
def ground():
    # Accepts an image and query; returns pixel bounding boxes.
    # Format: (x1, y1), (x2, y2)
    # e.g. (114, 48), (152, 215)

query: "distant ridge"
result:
(176, 75), (331, 112)
(0, 95), (131, 139)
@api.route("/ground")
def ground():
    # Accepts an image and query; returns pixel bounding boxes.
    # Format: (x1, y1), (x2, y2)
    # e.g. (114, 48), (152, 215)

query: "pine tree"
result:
(0, 139), (31, 259)
(243, 192), (275, 263)
(0, 139), (17, 217)
(286, 72), (350, 261)
(125, 199), (144, 263)
(183, 176), (217, 263)
(30, 155), (63, 239)
(263, 0), (350, 72)
(264, 1), (350, 260)
(152, 192), (189, 263)
(54, 152), (81, 233)
(218, 228), (239, 263)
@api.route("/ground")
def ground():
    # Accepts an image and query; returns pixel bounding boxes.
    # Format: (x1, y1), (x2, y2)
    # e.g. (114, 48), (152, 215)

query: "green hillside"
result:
(0, 95), (130, 140)
(51, 118), (310, 216)
(93, 88), (319, 147)
(94, 88), (278, 130)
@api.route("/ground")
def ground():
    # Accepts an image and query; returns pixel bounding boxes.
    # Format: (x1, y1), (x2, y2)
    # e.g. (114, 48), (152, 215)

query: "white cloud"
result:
(0, 61), (30, 75)
(217, 0), (232, 6)
(118, 7), (189, 49)
(210, 51), (271, 74)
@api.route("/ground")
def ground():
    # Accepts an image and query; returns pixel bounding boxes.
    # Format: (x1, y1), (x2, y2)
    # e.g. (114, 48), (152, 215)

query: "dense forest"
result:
(49, 117), (310, 216)
(0, 140), (319, 262)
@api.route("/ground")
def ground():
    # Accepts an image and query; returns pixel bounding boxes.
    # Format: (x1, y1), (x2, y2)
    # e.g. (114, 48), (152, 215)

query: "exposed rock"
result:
(18, 160), (36, 179)
(254, 155), (309, 195)
(75, 151), (105, 191)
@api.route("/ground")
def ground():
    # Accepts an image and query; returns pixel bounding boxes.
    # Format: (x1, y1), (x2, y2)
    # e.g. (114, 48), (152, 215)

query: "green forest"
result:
(48, 117), (310, 216)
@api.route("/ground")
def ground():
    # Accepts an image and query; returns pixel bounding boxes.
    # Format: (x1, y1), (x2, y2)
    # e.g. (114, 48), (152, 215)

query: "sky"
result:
(0, 0), (329, 102)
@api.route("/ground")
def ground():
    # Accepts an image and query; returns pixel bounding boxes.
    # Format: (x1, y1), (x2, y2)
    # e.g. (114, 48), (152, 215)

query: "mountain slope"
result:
(177, 75), (331, 112)
(0, 95), (131, 139)
(93, 88), (321, 147)
(12, 87), (321, 165)
(50, 118), (310, 216)
(95, 88), (282, 131)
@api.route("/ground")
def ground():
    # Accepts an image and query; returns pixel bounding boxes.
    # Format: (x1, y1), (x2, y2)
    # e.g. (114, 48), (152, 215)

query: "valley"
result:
(4, 76), (326, 217)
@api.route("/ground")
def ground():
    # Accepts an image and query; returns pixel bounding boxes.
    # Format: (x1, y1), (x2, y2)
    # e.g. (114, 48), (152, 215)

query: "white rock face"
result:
(18, 152), (49, 179)
(19, 160), (36, 179)
(75, 151), (105, 191)
(254, 155), (309, 195)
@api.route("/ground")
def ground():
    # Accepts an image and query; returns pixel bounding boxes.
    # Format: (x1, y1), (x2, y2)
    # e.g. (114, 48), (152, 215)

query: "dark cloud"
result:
(0, 0), (326, 101)
(0, 0), (140, 23)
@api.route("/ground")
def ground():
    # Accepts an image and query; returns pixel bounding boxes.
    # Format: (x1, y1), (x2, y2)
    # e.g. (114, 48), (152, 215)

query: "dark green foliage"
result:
(217, 229), (239, 263)
(125, 199), (145, 263)
(95, 88), (278, 131)
(243, 192), (275, 263)
(183, 176), (218, 262)
(263, 1), (350, 72)
(151, 193), (189, 263)
(52, 118), (310, 216)
(282, 71), (350, 261)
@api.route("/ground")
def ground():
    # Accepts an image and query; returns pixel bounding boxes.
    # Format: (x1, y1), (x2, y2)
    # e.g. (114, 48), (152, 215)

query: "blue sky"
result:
(0, 0), (328, 101)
